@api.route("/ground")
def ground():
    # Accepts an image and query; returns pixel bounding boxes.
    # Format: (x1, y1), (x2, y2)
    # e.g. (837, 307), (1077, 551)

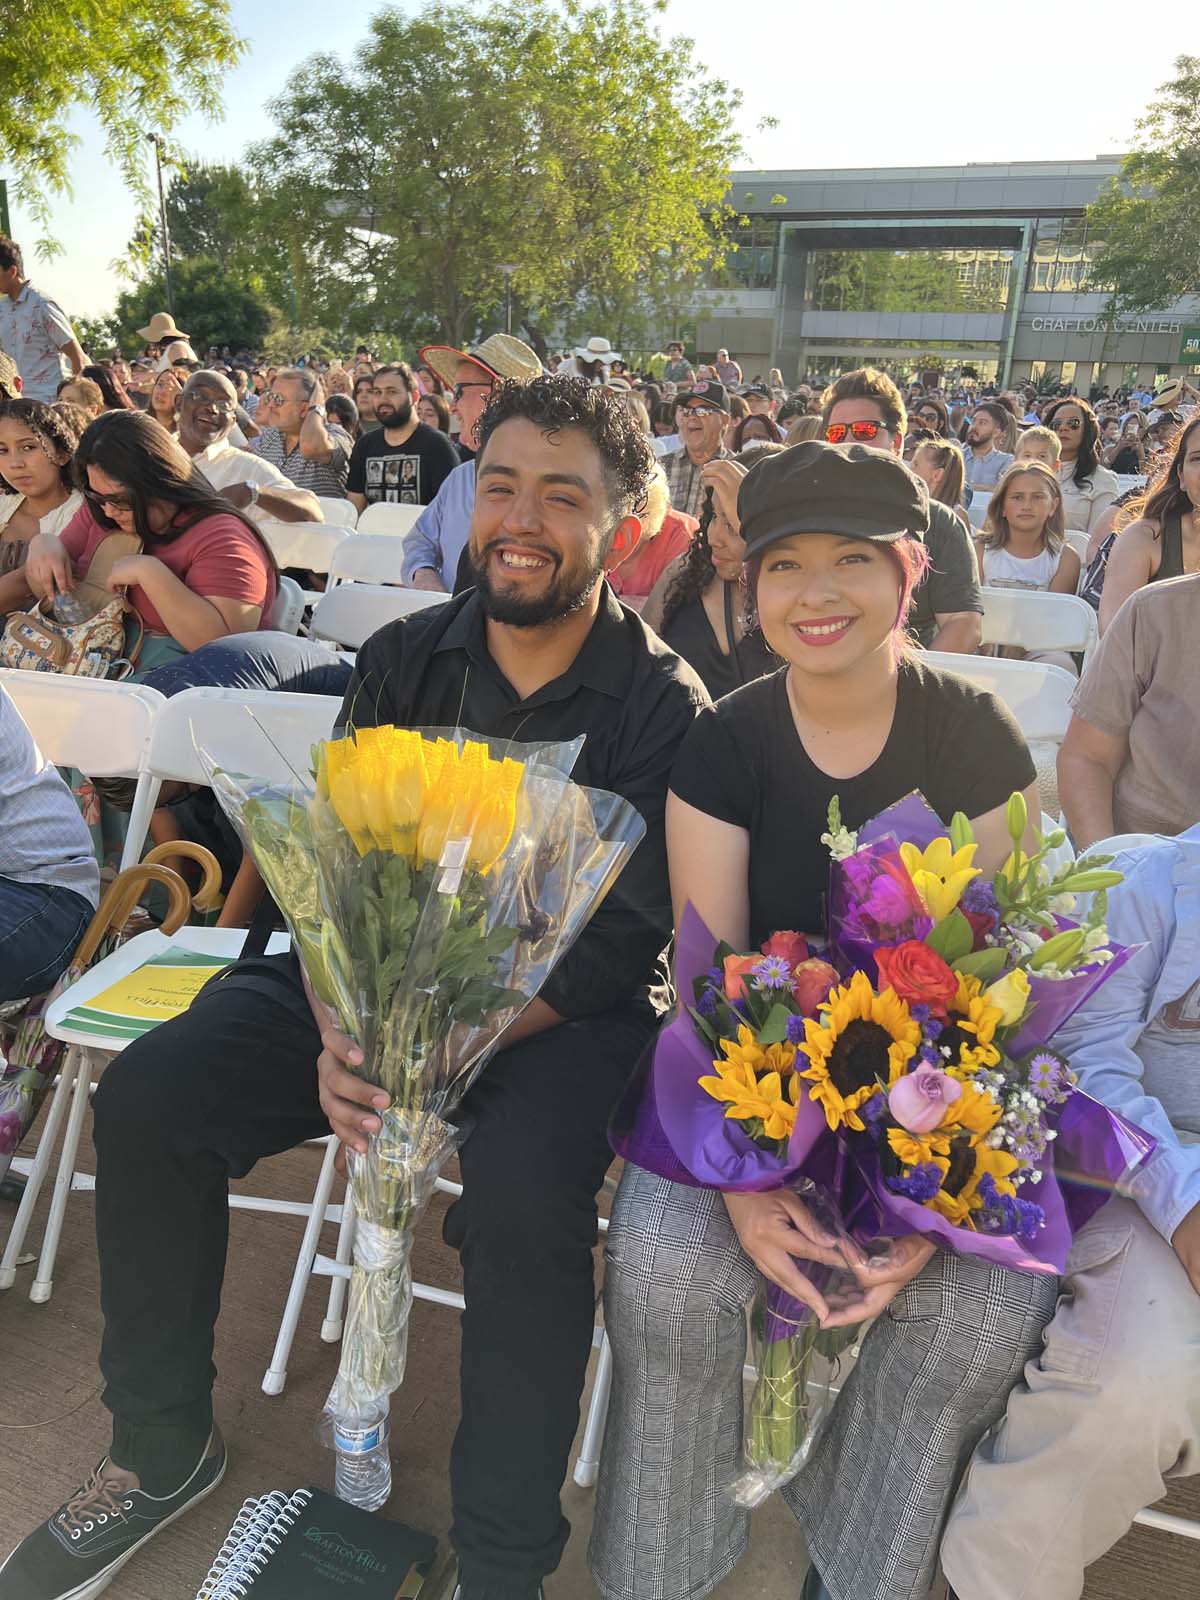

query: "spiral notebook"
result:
(194, 1486), (437, 1598)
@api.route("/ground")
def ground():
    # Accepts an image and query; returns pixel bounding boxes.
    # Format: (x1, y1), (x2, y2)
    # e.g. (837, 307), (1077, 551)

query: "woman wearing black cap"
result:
(591, 441), (1049, 1600)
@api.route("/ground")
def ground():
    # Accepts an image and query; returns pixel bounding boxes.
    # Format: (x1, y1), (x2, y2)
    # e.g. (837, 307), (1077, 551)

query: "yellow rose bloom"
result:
(984, 967), (1032, 1028)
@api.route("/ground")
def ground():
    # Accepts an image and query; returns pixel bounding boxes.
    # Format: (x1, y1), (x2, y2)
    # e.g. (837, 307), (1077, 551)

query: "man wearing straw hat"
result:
(403, 333), (543, 591)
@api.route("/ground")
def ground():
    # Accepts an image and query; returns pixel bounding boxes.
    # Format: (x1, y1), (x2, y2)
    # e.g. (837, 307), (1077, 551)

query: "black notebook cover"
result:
(250, 1488), (437, 1597)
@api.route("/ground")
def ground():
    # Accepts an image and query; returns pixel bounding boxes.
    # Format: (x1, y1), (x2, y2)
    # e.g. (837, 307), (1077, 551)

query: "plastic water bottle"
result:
(333, 1411), (392, 1510)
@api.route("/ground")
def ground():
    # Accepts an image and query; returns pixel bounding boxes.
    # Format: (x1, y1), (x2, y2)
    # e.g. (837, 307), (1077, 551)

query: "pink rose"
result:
(888, 1064), (963, 1135)
(791, 958), (838, 1017)
(761, 930), (810, 969)
(723, 953), (760, 1001)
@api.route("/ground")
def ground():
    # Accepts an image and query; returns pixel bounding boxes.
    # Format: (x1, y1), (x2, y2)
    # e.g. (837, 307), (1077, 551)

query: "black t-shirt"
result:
(660, 590), (780, 702)
(340, 585), (710, 1019)
(346, 421), (460, 507)
(907, 499), (983, 647)
(669, 658), (1035, 943)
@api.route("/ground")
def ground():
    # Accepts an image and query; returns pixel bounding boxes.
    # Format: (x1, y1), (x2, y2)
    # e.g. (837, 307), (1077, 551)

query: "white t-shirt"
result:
(191, 440), (294, 493)
(982, 543), (1063, 591)
(0, 488), (84, 538)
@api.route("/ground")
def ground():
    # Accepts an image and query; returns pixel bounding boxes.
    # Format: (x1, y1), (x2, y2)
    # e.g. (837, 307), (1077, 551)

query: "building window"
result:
(721, 217), (781, 290)
(1027, 216), (1102, 293)
(804, 246), (1013, 314)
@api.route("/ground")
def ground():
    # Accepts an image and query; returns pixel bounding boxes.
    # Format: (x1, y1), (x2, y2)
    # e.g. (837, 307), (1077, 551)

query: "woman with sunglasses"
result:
(1096, 415), (1200, 634)
(911, 395), (950, 438)
(591, 441), (1047, 1600)
(1043, 397), (1118, 538)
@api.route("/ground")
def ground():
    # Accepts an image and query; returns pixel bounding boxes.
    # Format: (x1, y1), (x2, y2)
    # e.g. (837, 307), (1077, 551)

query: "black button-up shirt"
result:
(339, 585), (709, 1020)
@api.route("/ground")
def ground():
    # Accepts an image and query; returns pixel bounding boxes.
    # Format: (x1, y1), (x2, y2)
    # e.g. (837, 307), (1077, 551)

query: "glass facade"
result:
(805, 247), (1014, 314)
(723, 216), (780, 289)
(1026, 217), (1103, 293)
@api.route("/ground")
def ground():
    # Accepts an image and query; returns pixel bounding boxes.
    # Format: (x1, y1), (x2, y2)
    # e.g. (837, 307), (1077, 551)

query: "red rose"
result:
(761, 929), (810, 969)
(874, 940), (958, 1014)
(962, 908), (996, 951)
(791, 958), (838, 1016)
(723, 953), (760, 1001)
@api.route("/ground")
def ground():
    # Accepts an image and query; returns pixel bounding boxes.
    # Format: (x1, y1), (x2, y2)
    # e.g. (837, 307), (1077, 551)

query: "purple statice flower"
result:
(961, 878), (1001, 922)
(707, 967), (725, 988)
(861, 1091), (891, 1137)
(1016, 1198), (1046, 1239)
(786, 1013), (807, 1044)
(909, 1002), (932, 1026)
(697, 988), (718, 1020)
(752, 955), (792, 989)
(886, 1163), (944, 1203)
(1028, 1052), (1067, 1103)
(917, 1044), (944, 1071)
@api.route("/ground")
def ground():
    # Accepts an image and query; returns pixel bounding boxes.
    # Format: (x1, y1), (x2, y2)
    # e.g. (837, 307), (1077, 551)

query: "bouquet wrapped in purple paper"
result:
(612, 790), (1155, 1505)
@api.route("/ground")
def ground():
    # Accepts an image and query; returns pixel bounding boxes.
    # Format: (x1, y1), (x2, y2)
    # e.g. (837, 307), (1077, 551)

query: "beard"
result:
(469, 538), (607, 628)
(377, 399), (413, 428)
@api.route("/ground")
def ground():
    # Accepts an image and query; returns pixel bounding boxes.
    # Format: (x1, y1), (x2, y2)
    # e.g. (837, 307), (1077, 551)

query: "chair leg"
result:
(31, 1050), (95, 1304)
(262, 1137), (341, 1395)
(0, 1053), (80, 1291)
(321, 1174), (357, 1343)
(573, 1329), (613, 1488)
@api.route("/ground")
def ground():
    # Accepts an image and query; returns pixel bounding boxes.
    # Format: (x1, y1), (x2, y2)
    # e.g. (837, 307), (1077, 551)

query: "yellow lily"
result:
(899, 836), (981, 922)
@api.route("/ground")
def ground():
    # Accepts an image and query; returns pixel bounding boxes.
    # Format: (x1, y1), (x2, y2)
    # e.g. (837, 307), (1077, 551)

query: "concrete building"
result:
(692, 157), (1200, 391)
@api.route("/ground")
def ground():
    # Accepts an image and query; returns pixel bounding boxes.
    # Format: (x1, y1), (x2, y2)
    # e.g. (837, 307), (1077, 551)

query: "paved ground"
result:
(1, 1124), (1196, 1599)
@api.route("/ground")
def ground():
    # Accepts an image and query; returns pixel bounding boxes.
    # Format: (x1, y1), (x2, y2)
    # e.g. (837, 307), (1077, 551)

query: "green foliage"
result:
(73, 313), (123, 359)
(250, 0), (741, 347)
(1088, 55), (1200, 314)
(0, 0), (243, 249)
(113, 256), (273, 355)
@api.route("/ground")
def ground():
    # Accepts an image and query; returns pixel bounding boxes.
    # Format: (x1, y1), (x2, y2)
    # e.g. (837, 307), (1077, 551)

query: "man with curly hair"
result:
(0, 376), (709, 1600)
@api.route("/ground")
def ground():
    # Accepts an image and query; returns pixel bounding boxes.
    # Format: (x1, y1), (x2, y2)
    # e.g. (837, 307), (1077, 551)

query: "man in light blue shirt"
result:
(943, 828), (1200, 1600)
(0, 236), (85, 404)
(402, 457), (476, 589)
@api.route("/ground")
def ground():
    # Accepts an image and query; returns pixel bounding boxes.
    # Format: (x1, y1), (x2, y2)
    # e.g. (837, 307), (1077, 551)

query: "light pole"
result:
(146, 133), (175, 320)
(499, 264), (517, 335)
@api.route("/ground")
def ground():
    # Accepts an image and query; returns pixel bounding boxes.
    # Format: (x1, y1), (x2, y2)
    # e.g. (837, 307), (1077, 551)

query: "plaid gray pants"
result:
(589, 1164), (1059, 1600)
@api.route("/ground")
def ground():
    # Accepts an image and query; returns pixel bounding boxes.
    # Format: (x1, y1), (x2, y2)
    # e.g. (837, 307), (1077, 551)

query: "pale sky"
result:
(9, 0), (1195, 320)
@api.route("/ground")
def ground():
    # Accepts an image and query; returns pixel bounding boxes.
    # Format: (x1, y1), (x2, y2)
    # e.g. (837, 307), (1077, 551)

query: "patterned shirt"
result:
(0, 686), (100, 907)
(249, 423), (354, 498)
(0, 284), (78, 402)
(662, 444), (731, 521)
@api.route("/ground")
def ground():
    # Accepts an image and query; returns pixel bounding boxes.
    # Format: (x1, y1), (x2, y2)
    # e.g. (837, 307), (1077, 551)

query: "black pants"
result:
(91, 954), (650, 1595)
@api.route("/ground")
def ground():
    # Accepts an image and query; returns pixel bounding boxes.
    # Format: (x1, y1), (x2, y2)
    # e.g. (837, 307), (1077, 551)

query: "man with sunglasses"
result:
(821, 368), (982, 654)
(661, 380), (732, 520)
(402, 334), (543, 592)
(249, 368), (354, 499)
(962, 400), (1014, 488)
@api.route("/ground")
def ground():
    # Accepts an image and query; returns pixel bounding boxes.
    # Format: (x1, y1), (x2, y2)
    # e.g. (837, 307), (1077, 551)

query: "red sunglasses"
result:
(825, 420), (888, 444)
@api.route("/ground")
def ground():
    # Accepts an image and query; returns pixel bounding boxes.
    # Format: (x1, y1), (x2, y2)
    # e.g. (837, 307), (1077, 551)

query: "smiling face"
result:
(451, 359), (497, 451)
(468, 416), (633, 627)
(178, 377), (237, 452)
(678, 401), (727, 459)
(0, 416), (65, 498)
(755, 533), (902, 676)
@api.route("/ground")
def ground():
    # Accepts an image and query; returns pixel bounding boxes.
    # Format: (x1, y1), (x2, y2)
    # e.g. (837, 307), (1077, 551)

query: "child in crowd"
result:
(1012, 424), (1061, 468)
(975, 459), (1079, 595)
(0, 399), (85, 583)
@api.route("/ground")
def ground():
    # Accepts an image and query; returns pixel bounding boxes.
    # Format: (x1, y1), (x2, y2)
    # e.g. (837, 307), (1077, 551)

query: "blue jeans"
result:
(139, 630), (353, 700)
(0, 876), (93, 1002)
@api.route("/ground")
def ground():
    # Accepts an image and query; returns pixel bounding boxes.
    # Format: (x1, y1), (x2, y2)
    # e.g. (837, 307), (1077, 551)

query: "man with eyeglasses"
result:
(962, 400), (1015, 488)
(248, 367), (355, 498)
(401, 334), (543, 592)
(661, 380), (732, 520)
(821, 368), (982, 655)
(177, 371), (321, 523)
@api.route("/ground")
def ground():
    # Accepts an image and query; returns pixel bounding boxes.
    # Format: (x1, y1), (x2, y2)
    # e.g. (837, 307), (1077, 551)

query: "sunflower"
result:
(798, 971), (920, 1131)
(926, 1135), (1020, 1228)
(712, 1025), (799, 1081)
(887, 1126), (950, 1170)
(699, 1029), (801, 1143)
(939, 1077), (1003, 1138)
(936, 973), (1004, 1075)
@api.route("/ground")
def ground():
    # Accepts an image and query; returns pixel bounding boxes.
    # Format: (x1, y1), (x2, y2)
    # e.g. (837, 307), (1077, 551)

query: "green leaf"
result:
(925, 909), (974, 964)
(756, 1004), (794, 1046)
(953, 947), (1009, 982)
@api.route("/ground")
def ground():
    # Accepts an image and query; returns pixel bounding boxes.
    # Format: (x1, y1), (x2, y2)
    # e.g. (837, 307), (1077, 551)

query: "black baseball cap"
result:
(678, 379), (730, 414)
(743, 384), (772, 400)
(738, 440), (929, 562)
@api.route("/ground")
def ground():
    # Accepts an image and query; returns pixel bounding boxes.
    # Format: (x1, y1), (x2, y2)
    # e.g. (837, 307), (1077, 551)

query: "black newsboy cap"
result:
(738, 440), (929, 561)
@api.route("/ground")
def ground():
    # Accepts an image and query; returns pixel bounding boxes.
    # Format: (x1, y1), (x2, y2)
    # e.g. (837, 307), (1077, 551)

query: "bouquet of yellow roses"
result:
(207, 722), (643, 1507)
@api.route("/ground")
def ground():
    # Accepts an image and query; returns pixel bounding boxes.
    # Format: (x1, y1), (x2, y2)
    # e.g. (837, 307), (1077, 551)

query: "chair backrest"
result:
(921, 651), (1077, 742)
(1, 669), (164, 776)
(355, 501), (424, 538)
(144, 686), (343, 787)
(1063, 529), (1090, 570)
(967, 489), (991, 530)
(1113, 474), (1146, 496)
(316, 495), (358, 529)
(309, 583), (444, 649)
(328, 534), (407, 589)
(257, 518), (347, 574)
(977, 586), (1098, 662)
(269, 575), (306, 634)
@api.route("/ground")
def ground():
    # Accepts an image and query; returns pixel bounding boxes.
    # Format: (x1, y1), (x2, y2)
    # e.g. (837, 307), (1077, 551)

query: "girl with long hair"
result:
(417, 389), (452, 435)
(0, 400), (85, 578)
(1098, 416), (1200, 633)
(82, 363), (137, 411)
(976, 459), (1080, 596)
(148, 367), (184, 434)
(1043, 396), (1119, 536)
(592, 440), (1046, 1600)
(909, 437), (968, 530)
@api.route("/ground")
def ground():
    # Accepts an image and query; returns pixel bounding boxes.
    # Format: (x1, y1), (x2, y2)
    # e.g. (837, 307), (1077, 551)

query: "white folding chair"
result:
(316, 495), (358, 529)
(967, 489), (991, 530)
(309, 583), (444, 651)
(0, 670), (165, 871)
(257, 517), (346, 576)
(355, 501), (423, 538)
(327, 534), (407, 589)
(269, 574), (306, 634)
(1063, 530), (1090, 589)
(977, 586), (1099, 667)
(922, 651), (1078, 815)
(1114, 474), (1147, 496)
